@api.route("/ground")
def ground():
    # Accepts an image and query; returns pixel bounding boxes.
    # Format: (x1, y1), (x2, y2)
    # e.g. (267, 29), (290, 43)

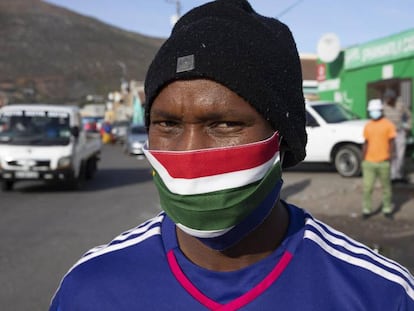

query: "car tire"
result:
(123, 144), (129, 155)
(334, 144), (362, 177)
(1, 180), (14, 191)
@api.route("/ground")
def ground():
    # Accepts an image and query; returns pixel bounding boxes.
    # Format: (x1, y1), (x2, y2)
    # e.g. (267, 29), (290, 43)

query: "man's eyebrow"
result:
(198, 111), (228, 120)
(150, 109), (180, 119)
(150, 108), (235, 120)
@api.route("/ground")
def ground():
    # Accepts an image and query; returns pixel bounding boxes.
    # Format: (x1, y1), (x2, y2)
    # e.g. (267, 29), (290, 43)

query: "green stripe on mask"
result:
(153, 163), (281, 231)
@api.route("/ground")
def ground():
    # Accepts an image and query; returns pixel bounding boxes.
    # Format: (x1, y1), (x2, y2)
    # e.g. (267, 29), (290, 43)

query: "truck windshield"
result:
(0, 110), (71, 146)
(312, 103), (359, 123)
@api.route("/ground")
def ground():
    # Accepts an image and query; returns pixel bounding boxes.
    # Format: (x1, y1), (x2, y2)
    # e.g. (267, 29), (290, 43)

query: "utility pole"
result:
(165, 0), (181, 25)
(116, 61), (126, 84)
(275, 0), (304, 18)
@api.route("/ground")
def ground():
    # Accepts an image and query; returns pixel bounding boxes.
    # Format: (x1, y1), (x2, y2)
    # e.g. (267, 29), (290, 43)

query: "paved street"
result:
(1, 144), (413, 310)
(0, 144), (161, 310)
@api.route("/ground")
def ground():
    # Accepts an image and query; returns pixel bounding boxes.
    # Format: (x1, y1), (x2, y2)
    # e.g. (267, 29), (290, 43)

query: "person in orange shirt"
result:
(362, 99), (397, 219)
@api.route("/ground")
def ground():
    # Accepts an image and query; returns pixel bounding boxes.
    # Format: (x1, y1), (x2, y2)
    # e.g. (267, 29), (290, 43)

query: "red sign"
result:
(317, 63), (326, 82)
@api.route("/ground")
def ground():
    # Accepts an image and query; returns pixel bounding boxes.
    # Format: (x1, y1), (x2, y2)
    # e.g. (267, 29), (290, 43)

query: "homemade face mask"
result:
(369, 110), (382, 120)
(143, 132), (282, 250)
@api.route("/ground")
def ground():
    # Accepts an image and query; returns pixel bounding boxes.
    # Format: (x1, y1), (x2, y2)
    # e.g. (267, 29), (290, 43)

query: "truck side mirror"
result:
(70, 126), (79, 138)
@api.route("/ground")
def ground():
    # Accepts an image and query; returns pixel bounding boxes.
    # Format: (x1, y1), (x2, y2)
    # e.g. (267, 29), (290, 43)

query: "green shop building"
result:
(317, 28), (414, 137)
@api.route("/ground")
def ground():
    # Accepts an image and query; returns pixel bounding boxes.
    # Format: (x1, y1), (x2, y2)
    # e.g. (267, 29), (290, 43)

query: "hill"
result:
(0, 0), (164, 103)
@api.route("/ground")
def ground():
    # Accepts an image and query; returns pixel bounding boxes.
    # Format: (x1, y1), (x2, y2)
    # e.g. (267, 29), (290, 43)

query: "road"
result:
(1, 144), (413, 310)
(0, 144), (161, 310)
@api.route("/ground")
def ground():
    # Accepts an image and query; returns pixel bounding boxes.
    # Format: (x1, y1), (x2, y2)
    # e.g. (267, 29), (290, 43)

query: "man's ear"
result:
(280, 150), (285, 166)
(279, 136), (289, 167)
(278, 136), (291, 167)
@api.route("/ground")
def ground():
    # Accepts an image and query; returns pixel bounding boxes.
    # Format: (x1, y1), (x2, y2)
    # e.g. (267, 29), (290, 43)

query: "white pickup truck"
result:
(303, 101), (368, 177)
(0, 104), (102, 191)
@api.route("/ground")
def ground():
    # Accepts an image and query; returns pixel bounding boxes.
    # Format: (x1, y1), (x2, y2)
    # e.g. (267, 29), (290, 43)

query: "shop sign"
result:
(318, 78), (340, 92)
(316, 63), (326, 81)
(344, 29), (414, 70)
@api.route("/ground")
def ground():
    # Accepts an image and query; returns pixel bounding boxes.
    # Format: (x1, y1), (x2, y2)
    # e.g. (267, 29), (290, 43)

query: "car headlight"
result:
(132, 141), (144, 148)
(57, 156), (72, 169)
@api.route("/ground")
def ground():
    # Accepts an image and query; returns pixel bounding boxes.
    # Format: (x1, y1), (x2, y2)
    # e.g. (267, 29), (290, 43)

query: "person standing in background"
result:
(383, 88), (412, 183)
(362, 99), (396, 219)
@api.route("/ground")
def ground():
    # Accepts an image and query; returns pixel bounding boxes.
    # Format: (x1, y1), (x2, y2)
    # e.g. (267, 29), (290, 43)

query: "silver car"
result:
(123, 124), (148, 155)
(111, 120), (130, 143)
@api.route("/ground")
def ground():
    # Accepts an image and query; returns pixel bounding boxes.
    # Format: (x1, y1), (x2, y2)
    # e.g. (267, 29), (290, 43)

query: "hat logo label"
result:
(176, 55), (195, 73)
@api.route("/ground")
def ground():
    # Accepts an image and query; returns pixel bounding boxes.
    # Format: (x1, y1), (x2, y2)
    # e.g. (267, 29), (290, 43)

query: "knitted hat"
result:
(144, 0), (306, 167)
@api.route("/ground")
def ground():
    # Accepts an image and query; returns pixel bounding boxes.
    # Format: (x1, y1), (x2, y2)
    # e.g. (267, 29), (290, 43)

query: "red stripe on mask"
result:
(148, 132), (279, 179)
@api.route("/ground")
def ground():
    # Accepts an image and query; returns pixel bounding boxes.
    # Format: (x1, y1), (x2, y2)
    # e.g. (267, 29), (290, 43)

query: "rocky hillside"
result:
(0, 0), (164, 103)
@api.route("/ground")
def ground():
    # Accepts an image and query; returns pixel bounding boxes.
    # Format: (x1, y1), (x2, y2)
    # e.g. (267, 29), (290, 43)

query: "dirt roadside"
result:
(281, 162), (414, 273)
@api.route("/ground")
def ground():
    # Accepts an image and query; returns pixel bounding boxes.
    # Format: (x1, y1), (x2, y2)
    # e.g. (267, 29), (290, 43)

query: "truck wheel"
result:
(85, 157), (98, 180)
(1, 181), (14, 191)
(68, 165), (86, 190)
(68, 174), (85, 191)
(334, 144), (362, 177)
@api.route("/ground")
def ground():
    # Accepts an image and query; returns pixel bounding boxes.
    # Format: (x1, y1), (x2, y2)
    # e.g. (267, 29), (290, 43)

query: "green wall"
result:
(318, 57), (414, 130)
(318, 29), (414, 135)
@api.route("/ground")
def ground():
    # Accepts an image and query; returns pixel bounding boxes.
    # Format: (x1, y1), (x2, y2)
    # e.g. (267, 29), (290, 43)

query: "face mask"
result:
(369, 110), (382, 120)
(143, 132), (282, 250)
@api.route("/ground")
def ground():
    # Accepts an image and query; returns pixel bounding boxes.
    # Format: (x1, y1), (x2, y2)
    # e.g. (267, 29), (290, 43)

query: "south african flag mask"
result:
(143, 132), (282, 250)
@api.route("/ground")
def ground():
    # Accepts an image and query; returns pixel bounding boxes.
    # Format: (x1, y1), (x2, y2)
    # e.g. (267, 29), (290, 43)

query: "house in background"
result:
(317, 28), (414, 133)
(300, 53), (318, 100)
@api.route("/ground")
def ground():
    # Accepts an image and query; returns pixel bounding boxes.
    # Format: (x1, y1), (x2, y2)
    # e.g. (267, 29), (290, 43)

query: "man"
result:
(50, 1), (414, 310)
(362, 99), (396, 219)
(383, 88), (412, 183)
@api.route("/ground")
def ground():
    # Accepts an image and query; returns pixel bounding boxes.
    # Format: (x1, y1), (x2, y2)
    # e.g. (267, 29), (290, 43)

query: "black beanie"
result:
(144, 0), (307, 167)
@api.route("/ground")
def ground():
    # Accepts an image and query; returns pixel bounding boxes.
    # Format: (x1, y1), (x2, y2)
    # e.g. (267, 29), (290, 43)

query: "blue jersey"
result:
(50, 204), (414, 310)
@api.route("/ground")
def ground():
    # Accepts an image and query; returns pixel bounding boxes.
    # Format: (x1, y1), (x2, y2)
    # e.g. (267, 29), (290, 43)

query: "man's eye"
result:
(153, 120), (178, 128)
(208, 122), (245, 135)
(151, 120), (182, 135)
(213, 121), (243, 128)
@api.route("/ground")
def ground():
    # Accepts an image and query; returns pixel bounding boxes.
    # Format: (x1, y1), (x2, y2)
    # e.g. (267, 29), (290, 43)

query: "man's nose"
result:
(176, 127), (207, 151)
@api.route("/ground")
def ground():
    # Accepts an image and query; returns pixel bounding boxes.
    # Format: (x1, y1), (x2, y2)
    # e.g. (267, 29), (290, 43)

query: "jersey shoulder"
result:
(50, 214), (166, 310)
(303, 216), (414, 303)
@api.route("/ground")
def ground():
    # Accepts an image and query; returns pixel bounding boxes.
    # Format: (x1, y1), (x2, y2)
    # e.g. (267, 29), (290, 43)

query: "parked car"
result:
(111, 120), (130, 143)
(303, 101), (368, 177)
(123, 124), (148, 155)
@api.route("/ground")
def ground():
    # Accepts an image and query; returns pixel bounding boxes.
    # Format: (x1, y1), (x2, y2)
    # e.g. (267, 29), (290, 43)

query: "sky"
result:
(44, 0), (414, 54)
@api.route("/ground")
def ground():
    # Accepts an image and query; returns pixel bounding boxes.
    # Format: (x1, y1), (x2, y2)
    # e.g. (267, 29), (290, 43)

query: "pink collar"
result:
(167, 249), (293, 310)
